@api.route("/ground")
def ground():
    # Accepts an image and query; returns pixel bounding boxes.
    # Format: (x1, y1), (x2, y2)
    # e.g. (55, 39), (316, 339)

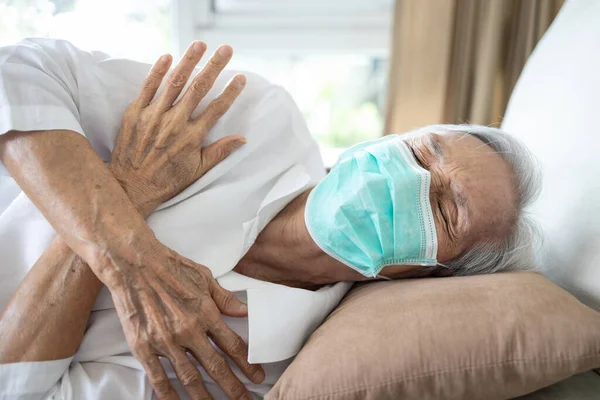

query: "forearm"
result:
(0, 238), (102, 362)
(0, 129), (155, 362)
(0, 45), (262, 397)
(0, 130), (156, 278)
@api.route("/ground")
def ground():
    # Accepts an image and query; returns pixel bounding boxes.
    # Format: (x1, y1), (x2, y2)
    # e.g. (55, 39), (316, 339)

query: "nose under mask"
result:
(304, 135), (438, 278)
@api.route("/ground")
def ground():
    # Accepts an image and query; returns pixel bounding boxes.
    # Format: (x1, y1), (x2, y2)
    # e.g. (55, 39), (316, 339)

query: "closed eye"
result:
(408, 144), (427, 169)
(438, 201), (451, 234)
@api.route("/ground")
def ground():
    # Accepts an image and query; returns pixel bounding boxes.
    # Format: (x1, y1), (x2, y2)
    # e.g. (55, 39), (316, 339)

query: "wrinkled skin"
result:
(382, 132), (518, 277)
(106, 42), (265, 400)
(405, 132), (518, 261)
(236, 131), (519, 286)
(109, 44), (247, 216)
(0, 41), (263, 400)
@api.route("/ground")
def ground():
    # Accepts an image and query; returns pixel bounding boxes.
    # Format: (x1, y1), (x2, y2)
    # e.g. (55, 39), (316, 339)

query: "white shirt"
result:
(0, 38), (352, 400)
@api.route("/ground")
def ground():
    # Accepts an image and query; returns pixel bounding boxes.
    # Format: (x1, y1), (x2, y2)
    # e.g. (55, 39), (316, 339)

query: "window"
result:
(185, 0), (393, 153)
(0, 0), (173, 63)
(176, 0), (392, 54)
(227, 54), (388, 150)
(1, 0), (393, 157)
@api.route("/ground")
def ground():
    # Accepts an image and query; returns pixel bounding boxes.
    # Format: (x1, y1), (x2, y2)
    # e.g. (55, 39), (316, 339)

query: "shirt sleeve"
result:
(0, 38), (89, 175)
(0, 39), (99, 397)
(0, 357), (72, 400)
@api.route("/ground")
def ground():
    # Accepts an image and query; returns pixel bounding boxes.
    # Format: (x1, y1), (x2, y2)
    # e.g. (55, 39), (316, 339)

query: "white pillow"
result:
(502, 0), (600, 310)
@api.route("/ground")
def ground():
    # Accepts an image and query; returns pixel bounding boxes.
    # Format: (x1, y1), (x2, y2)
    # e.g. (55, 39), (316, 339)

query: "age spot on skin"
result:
(95, 184), (102, 189)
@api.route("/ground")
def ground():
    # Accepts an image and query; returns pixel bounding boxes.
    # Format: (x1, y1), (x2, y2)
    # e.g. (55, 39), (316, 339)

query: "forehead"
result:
(415, 131), (518, 240)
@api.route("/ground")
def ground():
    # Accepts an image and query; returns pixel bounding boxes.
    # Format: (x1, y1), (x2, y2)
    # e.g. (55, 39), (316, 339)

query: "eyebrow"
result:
(428, 135), (444, 159)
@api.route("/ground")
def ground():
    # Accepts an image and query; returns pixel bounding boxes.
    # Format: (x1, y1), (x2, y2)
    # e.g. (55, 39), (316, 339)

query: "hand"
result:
(103, 235), (264, 400)
(103, 41), (264, 399)
(109, 41), (247, 217)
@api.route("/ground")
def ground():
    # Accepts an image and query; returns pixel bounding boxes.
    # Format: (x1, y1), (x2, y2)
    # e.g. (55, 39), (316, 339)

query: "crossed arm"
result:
(0, 42), (262, 400)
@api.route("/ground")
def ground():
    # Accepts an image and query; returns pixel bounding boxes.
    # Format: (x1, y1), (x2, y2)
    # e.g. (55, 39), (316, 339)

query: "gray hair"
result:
(404, 124), (542, 276)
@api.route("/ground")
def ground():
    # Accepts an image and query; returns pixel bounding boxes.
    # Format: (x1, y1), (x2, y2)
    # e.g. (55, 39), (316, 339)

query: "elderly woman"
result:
(0, 39), (539, 400)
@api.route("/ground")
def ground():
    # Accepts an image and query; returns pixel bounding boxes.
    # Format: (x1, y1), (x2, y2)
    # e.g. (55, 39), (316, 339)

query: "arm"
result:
(0, 236), (102, 362)
(0, 43), (262, 400)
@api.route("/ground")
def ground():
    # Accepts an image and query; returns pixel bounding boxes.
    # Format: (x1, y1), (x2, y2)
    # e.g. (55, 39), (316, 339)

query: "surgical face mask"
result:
(304, 135), (438, 278)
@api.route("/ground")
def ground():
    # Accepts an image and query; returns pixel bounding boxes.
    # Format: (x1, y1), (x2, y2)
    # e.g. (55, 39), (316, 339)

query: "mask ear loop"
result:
(375, 263), (450, 281)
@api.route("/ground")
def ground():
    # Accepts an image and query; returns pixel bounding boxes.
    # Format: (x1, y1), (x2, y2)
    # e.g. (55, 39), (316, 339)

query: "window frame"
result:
(171, 0), (392, 57)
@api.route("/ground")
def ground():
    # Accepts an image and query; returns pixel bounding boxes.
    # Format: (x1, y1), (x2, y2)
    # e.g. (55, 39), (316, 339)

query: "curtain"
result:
(384, 0), (564, 135)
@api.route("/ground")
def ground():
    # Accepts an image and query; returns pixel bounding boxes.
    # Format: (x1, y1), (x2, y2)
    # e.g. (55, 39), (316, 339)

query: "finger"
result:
(167, 348), (212, 400)
(157, 41), (207, 110)
(190, 338), (251, 400)
(210, 320), (265, 385)
(135, 350), (179, 400)
(136, 54), (173, 108)
(194, 74), (246, 135)
(199, 135), (246, 176)
(177, 45), (234, 116)
(209, 279), (248, 318)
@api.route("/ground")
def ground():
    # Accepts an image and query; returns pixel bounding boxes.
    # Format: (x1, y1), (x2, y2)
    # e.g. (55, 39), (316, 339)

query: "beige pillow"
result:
(267, 272), (600, 400)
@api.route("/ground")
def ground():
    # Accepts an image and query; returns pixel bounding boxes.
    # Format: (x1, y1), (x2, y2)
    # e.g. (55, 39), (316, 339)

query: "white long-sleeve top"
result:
(0, 38), (351, 400)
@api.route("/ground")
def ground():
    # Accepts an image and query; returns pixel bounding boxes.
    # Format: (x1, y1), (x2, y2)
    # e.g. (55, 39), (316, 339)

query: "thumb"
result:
(210, 279), (248, 318)
(202, 135), (246, 171)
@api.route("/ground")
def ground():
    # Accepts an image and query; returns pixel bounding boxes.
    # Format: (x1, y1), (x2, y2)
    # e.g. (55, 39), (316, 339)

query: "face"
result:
(380, 131), (518, 279)
(404, 131), (518, 263)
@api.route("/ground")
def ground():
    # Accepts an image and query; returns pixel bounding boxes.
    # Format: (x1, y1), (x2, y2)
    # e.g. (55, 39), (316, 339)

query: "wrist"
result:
(131, 198), (158, 219)
(85, 223), (162, 288)
(108, 164), (157, 218)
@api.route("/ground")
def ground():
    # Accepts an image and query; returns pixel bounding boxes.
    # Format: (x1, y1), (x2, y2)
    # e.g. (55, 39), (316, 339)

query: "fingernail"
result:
(252, 368), (265, 383)
(233, 139), (246, 150)
(218, 45), (232, 57)
(160, 54), (171, 62)
(193, 41), (205, 54)
(233, 75), (246, 88)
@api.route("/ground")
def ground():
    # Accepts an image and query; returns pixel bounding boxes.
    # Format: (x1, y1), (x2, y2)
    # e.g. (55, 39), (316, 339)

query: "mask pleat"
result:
(304, 137), (438, 277)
